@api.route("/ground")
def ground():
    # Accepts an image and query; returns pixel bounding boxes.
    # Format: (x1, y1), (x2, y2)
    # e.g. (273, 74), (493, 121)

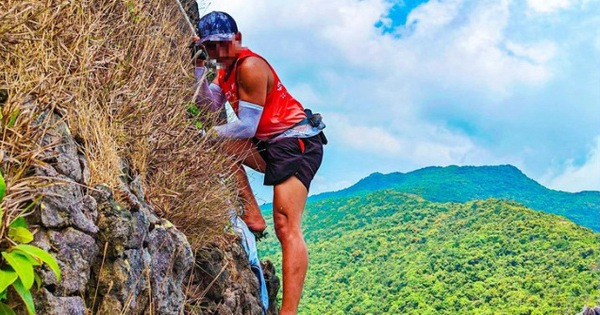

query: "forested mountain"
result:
(308, 165), (600, 231)
(259, 191), (599, 314)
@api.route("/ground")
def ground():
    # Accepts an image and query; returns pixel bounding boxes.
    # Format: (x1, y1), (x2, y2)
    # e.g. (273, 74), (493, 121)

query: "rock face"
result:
(30, 112), (278, 314)
(187, 244), (280, 315)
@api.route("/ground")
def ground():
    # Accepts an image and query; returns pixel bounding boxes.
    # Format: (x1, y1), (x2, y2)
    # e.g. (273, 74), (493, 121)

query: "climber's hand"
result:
(189, 36), (207, 66)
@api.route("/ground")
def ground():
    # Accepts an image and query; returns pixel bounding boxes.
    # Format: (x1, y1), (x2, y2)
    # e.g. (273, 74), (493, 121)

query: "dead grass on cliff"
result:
(0, 93), (49, 245)
(0, 0), (238, 248)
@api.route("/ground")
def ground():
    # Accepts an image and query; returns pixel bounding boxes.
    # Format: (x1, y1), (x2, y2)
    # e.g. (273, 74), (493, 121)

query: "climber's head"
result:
(197, 11), (242, 62)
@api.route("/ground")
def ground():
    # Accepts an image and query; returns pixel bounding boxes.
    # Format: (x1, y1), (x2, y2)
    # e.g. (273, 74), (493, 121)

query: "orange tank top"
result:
(217, 49), (306, 140)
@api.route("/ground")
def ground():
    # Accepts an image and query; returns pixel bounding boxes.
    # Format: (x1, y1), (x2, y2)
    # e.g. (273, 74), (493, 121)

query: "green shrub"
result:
(0, 171), (61, 314)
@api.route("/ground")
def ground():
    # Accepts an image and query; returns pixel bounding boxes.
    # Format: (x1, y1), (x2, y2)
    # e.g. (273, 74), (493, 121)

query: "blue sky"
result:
(204, 0), (600, 204)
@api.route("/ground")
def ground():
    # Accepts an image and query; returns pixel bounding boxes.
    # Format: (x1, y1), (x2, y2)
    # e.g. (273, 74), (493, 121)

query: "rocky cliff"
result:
(1, 0), (280, 313)
(29, 111), (279, 314)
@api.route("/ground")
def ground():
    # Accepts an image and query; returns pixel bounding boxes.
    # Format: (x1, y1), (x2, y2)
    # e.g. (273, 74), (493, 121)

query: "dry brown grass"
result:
(1, 0), (237, 249)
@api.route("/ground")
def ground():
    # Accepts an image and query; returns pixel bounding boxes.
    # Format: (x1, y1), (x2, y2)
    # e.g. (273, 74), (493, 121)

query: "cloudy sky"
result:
(203, 0), (599, 203)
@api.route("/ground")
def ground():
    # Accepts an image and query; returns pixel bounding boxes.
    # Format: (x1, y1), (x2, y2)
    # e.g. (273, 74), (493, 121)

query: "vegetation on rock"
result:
(1, 0), (247, 312)
(1, 0), (236, 253)
(0, 171), (60, 314)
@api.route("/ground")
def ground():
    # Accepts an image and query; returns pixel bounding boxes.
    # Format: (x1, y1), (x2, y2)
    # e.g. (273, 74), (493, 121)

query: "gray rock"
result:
(48, 228), (99, 295)
(140, 203), (161, 225)
(189, 244), (229, 301)
(262, 260), (280, 315)
(35, 288), (86, 315)
(119, 180), (143, 211)
(94, 184), (134, 258)
(187, 241), (269, 315)
(147, 224), (194, 315)
(129, 210), (150, 249)
(35, 166), (98, 233)
(81, 195), (98, 226)
(71, 195), (99, 234)
(88, 184), (194, 315)
(95, 294), (124, 315)
(32, 230), (52, 252)
(31, 231), (60, 288)
(228, 241), (263, 311)
(130, 175), (145, 201)
(29, 111), (278, 315)
(35, 167), (79, 228)
(92, 249), (151, 314)
(222, 283), (263, 315)
(38, 200), (69, 229)
(40, 113), (83, 183)
(79, 155), (91, 186)
(122, 249), (152, 312)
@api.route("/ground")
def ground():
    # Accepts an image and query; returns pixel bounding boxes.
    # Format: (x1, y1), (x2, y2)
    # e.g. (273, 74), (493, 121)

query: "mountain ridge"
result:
(300, 164), (599, 231)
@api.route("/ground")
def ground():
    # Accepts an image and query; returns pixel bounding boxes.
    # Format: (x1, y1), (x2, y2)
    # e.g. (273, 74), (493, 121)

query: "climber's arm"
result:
(209, 57), (269, 139)
(194, 67), (226, 112)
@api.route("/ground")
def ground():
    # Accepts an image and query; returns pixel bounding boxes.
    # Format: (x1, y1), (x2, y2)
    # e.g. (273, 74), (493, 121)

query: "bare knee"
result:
(272, 176), (308, 243)
(273, 211), (290, 241)
(273, 211), (302, 243)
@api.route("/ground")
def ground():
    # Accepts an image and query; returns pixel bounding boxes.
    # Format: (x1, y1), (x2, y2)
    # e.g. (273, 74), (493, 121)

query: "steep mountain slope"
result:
(308, 165), (600, 231)
(259, 191), (599, 314)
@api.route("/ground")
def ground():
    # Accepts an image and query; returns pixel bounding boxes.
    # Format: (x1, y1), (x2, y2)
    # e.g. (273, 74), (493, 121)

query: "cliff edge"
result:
(1, 0), (279, 313)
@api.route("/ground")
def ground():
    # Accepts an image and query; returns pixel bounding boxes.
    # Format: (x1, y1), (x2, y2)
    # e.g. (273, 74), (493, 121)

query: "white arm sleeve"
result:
(194, 67), (227, 112)
(211, 101), (263, 139)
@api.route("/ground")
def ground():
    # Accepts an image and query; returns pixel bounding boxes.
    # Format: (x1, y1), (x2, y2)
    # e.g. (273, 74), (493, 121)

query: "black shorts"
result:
(255, 133), (324, 190)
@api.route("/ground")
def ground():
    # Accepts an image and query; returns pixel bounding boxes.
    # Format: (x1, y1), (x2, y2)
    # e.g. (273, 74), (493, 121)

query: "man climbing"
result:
(191, 11), (326, 315)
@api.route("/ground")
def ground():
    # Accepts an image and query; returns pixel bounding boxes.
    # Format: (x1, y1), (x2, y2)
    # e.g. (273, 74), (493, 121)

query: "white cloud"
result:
(405, 125), (487, 166)
(527, 0), (575, 13)
(403, 0), (553, 93)
(404, 0), (463, 35)
(327, 114), (404, 156)
(209, 0), (556, 95)
(526, 0), (600, 13)
(505, 41), (557, 64)
(208, 0), (388, 34)
(327, 113), (492, 166)
(287, 83), (322, 107)
(544, 136), (600, 192)
(204, 0), (600, 193)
